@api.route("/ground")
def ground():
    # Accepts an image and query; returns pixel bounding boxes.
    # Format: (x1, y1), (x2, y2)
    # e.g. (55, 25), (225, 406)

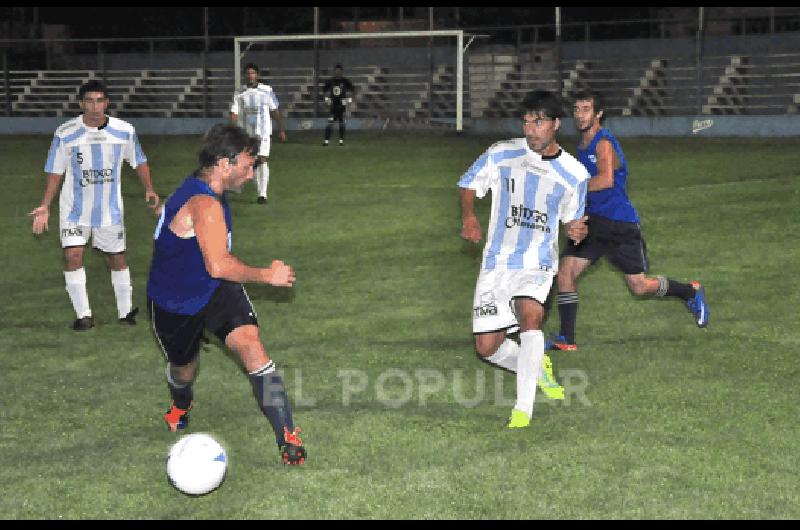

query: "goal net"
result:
(233, 30), (465, 132)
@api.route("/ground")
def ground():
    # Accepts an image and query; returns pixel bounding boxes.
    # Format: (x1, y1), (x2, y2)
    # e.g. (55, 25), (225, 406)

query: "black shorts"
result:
(328, 106), (345, 122)
(562, 215), (649, 275)
(148, 281), (259, 366)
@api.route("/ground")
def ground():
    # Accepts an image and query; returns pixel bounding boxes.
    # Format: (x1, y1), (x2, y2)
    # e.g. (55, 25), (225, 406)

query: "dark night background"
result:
(5, 7), (664, 38)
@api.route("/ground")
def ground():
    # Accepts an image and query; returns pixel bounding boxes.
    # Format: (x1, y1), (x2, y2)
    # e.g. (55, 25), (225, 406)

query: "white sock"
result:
(64, 268), (91, 319)
(514, 330), (544, 419)
(486, 339), (520, 372)
(111, 268), (132, 319)
(255, 165), (264, 197)
(260, 163), (270, 198)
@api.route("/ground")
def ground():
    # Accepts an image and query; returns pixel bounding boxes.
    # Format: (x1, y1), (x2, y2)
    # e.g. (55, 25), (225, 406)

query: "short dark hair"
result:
(521, 90), (565, 119)
(78, 80), (108, 100)
(573, 90), (605, 116)
(198, 123), (259, 169)
(245, 63), (259, 72)
(334, 64), (343, 70)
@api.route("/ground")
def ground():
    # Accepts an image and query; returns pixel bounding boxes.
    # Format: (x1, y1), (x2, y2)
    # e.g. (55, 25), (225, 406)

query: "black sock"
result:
(664, 278), (695, 301)
(339, 123), (346, 140)
(167, 368), (193, 410)
(324, 125), (332, 141)
(249, 361), (295, 449)
(557, 292), (578, 344)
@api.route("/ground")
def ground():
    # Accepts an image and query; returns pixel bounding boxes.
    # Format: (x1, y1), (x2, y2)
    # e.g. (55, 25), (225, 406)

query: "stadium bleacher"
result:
(3, 50), (798, 120)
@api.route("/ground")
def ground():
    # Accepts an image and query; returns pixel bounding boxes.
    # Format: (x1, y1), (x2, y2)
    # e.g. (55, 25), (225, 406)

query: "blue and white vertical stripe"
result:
(233, 84), (278, 138)
(458, 138), (590, 273)
(48, 116), (146, 228)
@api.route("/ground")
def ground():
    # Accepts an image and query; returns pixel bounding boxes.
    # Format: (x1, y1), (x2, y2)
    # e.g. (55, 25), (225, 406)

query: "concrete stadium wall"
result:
(469, 115), (800, 137)
(2, 115), (799, 137)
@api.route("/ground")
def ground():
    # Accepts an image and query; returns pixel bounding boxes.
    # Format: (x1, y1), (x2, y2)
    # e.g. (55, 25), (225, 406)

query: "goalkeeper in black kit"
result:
(322, 64), (355, 146)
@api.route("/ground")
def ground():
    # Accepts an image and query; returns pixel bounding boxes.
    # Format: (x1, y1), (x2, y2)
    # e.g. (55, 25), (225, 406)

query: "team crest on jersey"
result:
(474, 291), (498, 318)
(588, 155), (597, 163)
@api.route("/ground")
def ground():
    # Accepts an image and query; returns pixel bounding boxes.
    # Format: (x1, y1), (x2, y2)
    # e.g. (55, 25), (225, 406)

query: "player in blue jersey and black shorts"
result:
(546, 90), (709, 352)
(147, 123), (305, 465)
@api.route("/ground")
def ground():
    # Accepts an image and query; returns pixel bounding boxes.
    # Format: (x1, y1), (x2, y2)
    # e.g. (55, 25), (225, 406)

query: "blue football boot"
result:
(687, 281), (709, 328)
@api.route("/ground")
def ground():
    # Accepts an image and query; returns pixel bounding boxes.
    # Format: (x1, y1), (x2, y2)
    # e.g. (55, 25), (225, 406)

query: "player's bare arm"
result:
(588, 138), (615, 191)
(135, 163), (160, 210)
(188, 195), (295, 287)
(271, 109), (287, 141)
(459, 187), (482, 244)
(29, 172), (64, 234)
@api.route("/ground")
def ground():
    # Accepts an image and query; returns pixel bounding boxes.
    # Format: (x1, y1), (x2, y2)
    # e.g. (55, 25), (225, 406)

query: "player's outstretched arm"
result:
(29, 172), (64, 235)
(191, 195), (295, 287)
(459, 187), (482, 244)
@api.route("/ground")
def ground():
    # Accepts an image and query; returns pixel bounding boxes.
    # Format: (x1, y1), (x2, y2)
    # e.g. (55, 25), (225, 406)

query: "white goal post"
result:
(233, 30), (466, 131)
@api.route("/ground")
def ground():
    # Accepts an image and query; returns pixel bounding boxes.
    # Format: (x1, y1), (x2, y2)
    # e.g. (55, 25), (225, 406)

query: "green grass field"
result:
(1, 130), (798, 519)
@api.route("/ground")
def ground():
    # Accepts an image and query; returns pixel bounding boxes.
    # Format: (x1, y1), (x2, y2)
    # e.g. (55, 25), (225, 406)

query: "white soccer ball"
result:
(166, 433), (228, 496)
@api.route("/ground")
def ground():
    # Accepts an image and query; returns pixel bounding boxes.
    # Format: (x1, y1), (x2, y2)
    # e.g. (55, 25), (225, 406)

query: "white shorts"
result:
(258, 136), (271, 157)
(471, 268), (554, 334)
(60, 220), (126, 254)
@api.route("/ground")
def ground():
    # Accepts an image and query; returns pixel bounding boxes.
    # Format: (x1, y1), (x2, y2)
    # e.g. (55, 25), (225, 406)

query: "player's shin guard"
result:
(64, 267), (92, 318)
(111, 268), (133, 319)
(255, 164), (269, 198)
(260, 163), (270, 198)
(556, 292), (578, 344)
(514, 330), (545, 419)
(248, 361), (295, 449)
(166, 364), (193, 410)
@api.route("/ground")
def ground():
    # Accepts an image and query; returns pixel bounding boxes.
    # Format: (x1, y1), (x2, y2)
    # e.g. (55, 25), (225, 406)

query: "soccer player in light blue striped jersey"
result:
(458, 90), (590, 429)
(29, 80), (159, 331)
(230, 63), (287, 204)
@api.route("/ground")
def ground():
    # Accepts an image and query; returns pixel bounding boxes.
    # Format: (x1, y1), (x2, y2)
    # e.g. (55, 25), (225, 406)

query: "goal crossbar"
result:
(234, 30), (465, 131)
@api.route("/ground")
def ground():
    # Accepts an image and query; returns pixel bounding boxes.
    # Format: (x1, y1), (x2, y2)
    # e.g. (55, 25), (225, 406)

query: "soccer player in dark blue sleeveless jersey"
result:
(147, 123), (305, 465)
(547, 91), (709, 351)
(322, 64), (355, 146)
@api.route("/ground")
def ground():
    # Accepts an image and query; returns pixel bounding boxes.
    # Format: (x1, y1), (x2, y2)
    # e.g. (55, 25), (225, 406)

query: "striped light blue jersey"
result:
(458, 138), (590, 273)
(44, 115), (147, 227)
(230, 83), (279, 138)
